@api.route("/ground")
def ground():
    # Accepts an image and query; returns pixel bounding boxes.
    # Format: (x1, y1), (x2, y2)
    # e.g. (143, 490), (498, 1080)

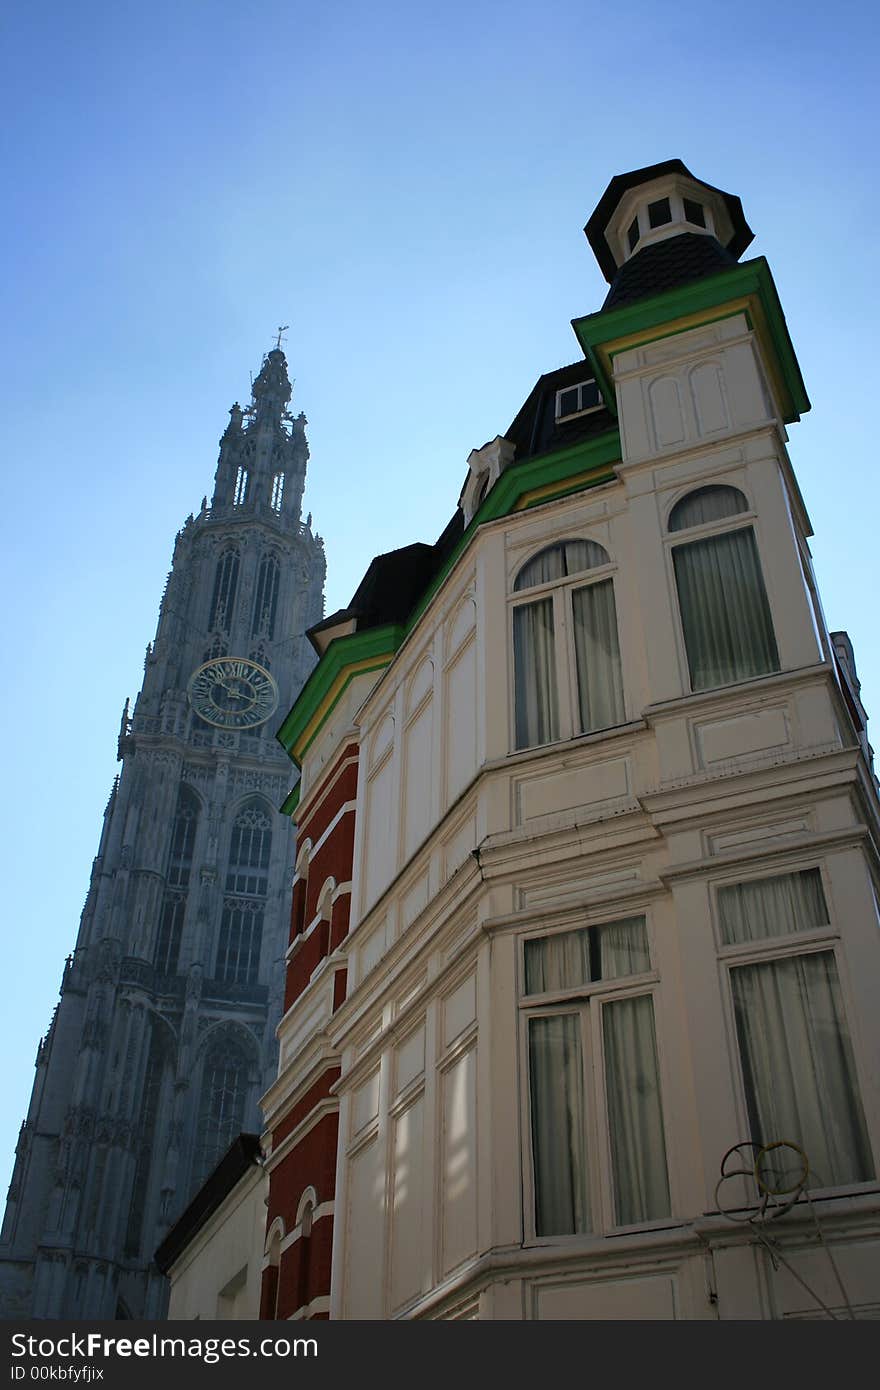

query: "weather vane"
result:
(275, 324), (289, 350)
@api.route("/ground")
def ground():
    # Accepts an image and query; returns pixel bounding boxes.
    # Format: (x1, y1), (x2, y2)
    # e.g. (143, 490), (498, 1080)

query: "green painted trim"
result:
(572, 257), (810, 423)
(280, 782), (301, 817)
(277, 429), (622, 770)
(275, 623), (404, 757)
(405, 429), (621, 631)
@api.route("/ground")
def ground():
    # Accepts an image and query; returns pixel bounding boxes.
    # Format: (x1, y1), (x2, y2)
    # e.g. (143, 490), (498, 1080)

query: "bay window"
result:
(512, 539), (625, 750)
(522, 915), (670, 1237)
(718, 867), (874, 1190)
(669, 484), (779, 692)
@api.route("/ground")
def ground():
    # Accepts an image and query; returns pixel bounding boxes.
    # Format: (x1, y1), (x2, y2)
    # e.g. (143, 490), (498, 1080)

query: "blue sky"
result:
(1, 0), (877, 1195)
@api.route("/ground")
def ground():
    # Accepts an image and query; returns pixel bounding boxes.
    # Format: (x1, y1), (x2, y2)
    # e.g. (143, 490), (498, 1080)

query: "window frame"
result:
(508, 539), (625, 751)
(517, 914), (673, 1242)
(663, 484), (779, 694)
(554, 379), (604, 422)
(710, 860), (876, 1197)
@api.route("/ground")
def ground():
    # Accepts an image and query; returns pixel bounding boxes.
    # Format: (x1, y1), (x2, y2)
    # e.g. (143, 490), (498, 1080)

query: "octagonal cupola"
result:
(585, 159), (754, 284)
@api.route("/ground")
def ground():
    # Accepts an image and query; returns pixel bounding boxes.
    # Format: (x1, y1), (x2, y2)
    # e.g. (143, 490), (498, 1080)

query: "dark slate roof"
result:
(602, 233), (739, 311)
(585, 159), (754, 282)
(506, 359), (615, 461)
(154, 1132), (261, 1274)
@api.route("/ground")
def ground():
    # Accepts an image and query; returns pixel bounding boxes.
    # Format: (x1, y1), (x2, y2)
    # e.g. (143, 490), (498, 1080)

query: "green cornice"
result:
(276, 623), (404, 764)
(573, 256), (810, 424)
(278, 429), (620, 768)
(280, 782), (301, 818)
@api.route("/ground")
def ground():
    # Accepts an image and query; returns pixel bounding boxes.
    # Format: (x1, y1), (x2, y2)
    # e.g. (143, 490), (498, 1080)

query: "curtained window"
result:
(668, 485), (778, 692)
(719, 867), (874, 1190)
(512, 539), (625, 750)
(523, 916), (670, 1236)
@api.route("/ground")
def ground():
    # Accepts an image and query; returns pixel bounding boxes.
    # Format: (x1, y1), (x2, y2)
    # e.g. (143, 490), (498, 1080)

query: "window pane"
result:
(514, 539), (609, 591)
(604, 995), (670, 1225)
(557, 388), (579, 417)
(668, 485), (749, 532)
(731, 952), (873, 1188)
(529, 1015), (590, 1235)
(683, 197), (706, 228)
(673, 527), (779, 690)
(648, 197), (671, 228)
(572, 579), (625, 732)
(513, 598), (559, 748)
(627, 215), (640, 251)
(524, 917), (649, 994)
(718, 868), (829, 945)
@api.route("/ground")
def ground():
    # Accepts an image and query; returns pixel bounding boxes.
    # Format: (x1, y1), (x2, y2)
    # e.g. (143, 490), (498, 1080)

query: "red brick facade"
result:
(260, 741), (359, 1319)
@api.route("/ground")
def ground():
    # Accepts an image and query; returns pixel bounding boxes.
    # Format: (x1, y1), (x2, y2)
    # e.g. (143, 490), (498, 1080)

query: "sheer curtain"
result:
(673, 527), (779, 691)
(528, 1014), (590, 1235)
(572, 579), (625, 732)
(719, 868), (828, 944)
(514, 539), (609, 591)
(524, 917), (649, 993)
(513, 598), (559, 748)
(603, 995), (670, 1225)
(731, 951), (873, 1188)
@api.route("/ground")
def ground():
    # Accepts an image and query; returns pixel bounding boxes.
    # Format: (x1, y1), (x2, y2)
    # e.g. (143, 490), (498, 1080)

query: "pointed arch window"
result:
(270, 472), (285, 513)
(208, 547), (240, 634)
(193, 1039), (248, 1189)
(216, 803), (272, 984)
(233, 465), (249, 507)
(511, 539), (625, 750)
(252, 553), (281, 640)
(154, 787), (199, 975)
(668, 485), (779, 691)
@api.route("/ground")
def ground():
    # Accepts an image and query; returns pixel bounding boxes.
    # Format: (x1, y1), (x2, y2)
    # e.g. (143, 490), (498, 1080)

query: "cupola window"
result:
(647, 197), (672, 229)
(627, 216), (640, 253)
(683, 197), (706, 228)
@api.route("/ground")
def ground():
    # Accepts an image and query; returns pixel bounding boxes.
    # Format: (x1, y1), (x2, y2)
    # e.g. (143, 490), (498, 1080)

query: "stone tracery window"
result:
(154, 787), (199, 975)
(216, 803), (272, 984)
(193, 1038), (249, 1188)
(252, 553), (281, 641)
(208, 547), (240, 634)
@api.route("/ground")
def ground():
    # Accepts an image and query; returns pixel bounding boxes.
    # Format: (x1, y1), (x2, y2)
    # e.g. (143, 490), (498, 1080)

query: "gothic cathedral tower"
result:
(0, 347), (325, 1320)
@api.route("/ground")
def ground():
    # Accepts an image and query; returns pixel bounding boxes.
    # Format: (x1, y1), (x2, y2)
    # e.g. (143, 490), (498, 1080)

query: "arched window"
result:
(252, 553), (281, 640)
(208, 548), (240, 634)
(233, 465), (248, 507)
(154, 787), (199, 975)
(216, 803), (272, 984)
(203, 633), (227, 663)
(512, 539), (625, 750)
(193, 1038), (248, 1189)
(270, 472), (285, 513)
(668, 485), (778, 691)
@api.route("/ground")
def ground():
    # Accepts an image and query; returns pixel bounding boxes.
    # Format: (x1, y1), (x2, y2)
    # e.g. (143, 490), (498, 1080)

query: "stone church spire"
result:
(0, 346), (326, 1321)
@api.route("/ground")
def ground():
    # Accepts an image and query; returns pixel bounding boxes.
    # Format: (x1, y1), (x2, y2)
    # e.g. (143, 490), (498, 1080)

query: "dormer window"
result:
(555, 380), (603, 421)
(647, 197), (672, 229)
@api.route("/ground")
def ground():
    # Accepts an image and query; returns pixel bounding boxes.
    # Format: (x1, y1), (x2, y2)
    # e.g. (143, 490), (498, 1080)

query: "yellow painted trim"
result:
(513, 466), (617, 511)
(293, 654), (393, 761)
(595, 294), (791, 428)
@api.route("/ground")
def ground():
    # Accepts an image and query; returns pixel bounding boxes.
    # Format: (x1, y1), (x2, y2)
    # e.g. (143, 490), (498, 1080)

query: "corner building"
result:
(0, 348), (325, 1320)
(265, 163), (880, 1320)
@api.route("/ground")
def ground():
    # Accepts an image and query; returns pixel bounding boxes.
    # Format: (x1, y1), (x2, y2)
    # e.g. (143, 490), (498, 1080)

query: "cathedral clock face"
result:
(188, 657), (279, 729)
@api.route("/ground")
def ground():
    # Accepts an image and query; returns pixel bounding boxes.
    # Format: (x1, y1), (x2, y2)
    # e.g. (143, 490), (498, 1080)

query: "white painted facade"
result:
(311, 310), (880, 1319)
(165, 1163), (268, 1321)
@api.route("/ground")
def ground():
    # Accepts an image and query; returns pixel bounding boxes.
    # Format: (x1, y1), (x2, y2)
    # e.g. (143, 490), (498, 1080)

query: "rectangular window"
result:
(555, 380), (603, 420)
(730, 951), (873, 1188)
(627, 215), (640, 252)
(683, 197), (706, 228)
(571, 579), (625, 733)
(673, 527), (779, 690)
(718, 868), (828, 945)
(513, 598), (559, 749)
(648, 197), (672, 228)
(524, 916), (670, 1235)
